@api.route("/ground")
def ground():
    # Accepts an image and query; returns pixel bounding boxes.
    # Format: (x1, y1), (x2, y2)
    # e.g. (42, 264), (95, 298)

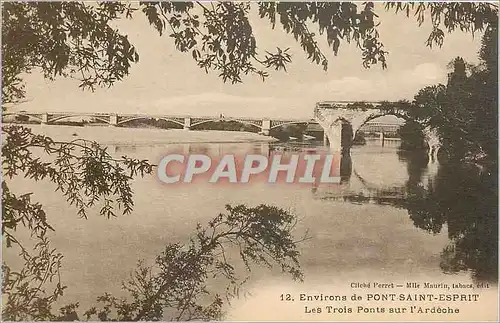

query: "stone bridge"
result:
(314, 101), (441, 160)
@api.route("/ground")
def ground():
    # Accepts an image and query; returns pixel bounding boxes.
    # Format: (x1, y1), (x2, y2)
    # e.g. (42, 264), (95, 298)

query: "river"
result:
(3, 127), (498, 321)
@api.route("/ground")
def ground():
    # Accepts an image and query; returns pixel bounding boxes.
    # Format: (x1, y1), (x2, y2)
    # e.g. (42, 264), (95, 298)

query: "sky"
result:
(16, 3), (482, 121)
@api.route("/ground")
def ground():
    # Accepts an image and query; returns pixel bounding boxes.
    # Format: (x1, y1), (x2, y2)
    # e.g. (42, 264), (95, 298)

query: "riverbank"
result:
(7, 124), (279, 145)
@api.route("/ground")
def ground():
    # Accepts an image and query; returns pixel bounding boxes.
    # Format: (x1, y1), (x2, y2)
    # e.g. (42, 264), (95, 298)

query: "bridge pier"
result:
(110, 114), (118, 126)
(41, 113), (49, 124)
(260, 142), (270, 156)
(261, 119), (271, 136)
(379, 132), (385, 147)
(324, 123), (343, 152)
(184, 117), (191, 130)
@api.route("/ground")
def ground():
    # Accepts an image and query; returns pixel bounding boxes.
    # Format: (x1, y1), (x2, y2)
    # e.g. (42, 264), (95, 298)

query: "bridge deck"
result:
(2, 111), (402, 134)
(2, 111), (316, 123)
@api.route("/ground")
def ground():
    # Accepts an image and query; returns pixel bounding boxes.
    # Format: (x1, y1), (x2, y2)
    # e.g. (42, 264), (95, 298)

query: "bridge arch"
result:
(350, 110), (411, 139)
(315, 104), (442, 160)
(190, 118), (262, 130)
(49, 115), (110, 124)
(350, 111), (441, 161)
(116, 116), (184, 127)
(351, 111), (441, 160)
(2, 112), (43, 123)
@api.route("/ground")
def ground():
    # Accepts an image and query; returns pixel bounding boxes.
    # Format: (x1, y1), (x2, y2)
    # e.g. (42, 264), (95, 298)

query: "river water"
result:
(3, 133), (498, 321)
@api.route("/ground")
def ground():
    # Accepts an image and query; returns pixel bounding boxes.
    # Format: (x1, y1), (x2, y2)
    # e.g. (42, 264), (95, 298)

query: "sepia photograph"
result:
(1, 1), (498, 321)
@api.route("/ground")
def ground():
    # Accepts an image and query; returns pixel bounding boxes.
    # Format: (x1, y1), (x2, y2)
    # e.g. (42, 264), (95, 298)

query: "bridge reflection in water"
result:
(309, 151), (410, 204)
(312, 148), (498, 283)
(103, 140), (497, 282)
(107, 141), (273, 156)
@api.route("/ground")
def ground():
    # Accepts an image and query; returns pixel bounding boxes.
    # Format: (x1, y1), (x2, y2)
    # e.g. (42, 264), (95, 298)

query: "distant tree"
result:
(411, 84), (447, 126)
(467, 20), (498, 161)
(401, 19), (498, 163)
(441, 57), (478, 159)
(397, 120), (426, 151)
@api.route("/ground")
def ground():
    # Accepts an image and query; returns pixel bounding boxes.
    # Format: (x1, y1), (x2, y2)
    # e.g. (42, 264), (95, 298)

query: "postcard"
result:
(1, 1), (498, 321)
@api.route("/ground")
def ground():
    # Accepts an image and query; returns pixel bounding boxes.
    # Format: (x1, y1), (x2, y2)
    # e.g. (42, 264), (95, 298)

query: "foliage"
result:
(400, 21), (498, 162)
(1, 124), (305, 320)
(411, 84), (447, 127)
(1, 2), (139, 105)
(466, 20), (498, 160)
(82, 204), (304, 321)
(2, 125), (153, 220)
(1, 125), (153, 320)
(384, 2), (498, 48)
(391, 85), (447, 152)
(339, 152), (498, 282)
(397, 120), (426, 151)
(403, 160), (498, 282)
(3, 2), (498, 106)
(257, 2), (386, 70)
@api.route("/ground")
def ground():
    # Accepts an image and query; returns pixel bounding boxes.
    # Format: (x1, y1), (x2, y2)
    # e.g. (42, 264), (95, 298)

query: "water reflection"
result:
(404, 159), (498, 282)
(317, 147), (498, 282)
(105, 140), (497, 283)
(339, 153), (352, 183)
